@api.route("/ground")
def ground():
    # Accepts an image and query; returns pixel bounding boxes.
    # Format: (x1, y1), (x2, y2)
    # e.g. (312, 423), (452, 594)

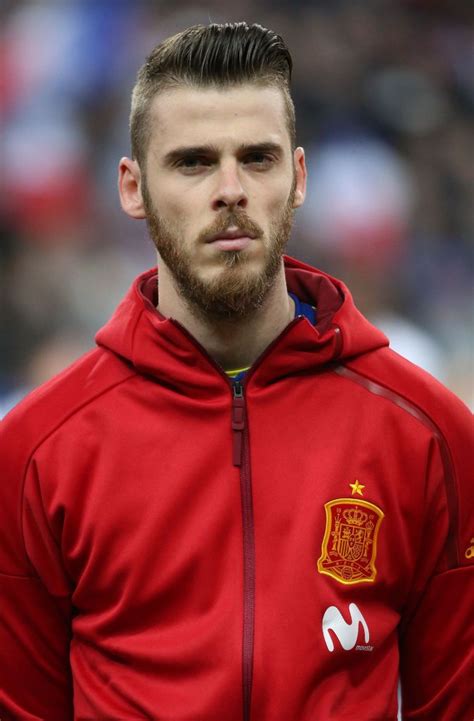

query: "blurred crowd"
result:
(0, 0), (472, 415)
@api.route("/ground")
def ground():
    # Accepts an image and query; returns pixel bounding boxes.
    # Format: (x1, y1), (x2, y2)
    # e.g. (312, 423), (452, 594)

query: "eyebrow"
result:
(163, 142), (284, 166)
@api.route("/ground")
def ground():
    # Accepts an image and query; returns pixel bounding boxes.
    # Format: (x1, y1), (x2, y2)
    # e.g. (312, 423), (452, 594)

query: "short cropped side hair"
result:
(130, 22), (295, 166)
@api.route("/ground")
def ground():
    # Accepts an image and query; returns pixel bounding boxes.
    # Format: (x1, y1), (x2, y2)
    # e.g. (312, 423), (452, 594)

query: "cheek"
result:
(266, 169), (294, 200)
(162, 183), (207, 218)
(261, 183), (293, 218)
(153, 190), (193, 232)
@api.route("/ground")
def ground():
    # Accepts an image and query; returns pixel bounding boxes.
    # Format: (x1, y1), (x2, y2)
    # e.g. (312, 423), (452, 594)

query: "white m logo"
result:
(322, 602), (370, 652)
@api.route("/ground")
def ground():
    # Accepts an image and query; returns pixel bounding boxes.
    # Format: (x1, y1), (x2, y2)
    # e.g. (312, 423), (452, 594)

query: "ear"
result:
(118, 157), (146, 219)
(292, 147), (307, 209)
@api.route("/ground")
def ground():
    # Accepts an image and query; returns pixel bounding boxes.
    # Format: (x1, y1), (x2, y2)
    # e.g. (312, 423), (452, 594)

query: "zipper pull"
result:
(232, 381), (245, 467)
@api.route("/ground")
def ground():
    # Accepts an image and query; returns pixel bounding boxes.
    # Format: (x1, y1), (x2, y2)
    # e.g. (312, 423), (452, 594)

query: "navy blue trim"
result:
(289, 293), (317, 325)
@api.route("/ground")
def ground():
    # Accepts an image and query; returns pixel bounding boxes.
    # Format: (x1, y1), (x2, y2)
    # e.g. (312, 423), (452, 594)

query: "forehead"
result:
(148, 84), (290, 155)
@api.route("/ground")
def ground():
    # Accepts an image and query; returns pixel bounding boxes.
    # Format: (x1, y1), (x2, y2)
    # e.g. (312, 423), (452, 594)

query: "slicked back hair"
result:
(130, 23), (295, 167)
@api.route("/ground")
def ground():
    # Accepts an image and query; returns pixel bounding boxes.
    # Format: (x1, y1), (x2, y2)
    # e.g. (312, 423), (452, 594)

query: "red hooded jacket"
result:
(0, 256), (472, 720)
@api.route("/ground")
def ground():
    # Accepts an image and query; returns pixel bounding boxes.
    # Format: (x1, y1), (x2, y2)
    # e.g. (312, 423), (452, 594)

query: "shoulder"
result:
(340, 346), (473, 570)
(341, 345), (472, 560)
(0, 346), (137, 459)
(0, 347), (137, 574)
(339, 345), (472, 436)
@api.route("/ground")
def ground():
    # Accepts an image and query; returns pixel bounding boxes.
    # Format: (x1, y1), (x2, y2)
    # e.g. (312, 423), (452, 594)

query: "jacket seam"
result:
(18, 365), (138, 579)
(0, 570), (37, 579)
(334, 363), (460, 569)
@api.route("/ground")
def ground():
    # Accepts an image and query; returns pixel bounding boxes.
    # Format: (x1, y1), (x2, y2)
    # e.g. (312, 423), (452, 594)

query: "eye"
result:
(176, 156), (212, 173)
(243, 152), (275, 169)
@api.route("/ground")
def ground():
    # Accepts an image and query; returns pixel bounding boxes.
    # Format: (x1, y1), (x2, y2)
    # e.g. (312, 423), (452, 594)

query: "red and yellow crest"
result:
(317, 499), (384, 585)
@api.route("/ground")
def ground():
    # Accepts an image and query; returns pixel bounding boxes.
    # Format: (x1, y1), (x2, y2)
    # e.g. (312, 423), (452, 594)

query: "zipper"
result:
(232, 380), (255, 721)
(168, 317), (311, 721)
(232, 380), (245, 467)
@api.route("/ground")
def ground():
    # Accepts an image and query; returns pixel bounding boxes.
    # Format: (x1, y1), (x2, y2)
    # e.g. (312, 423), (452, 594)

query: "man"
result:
(0, 22), (472, 721)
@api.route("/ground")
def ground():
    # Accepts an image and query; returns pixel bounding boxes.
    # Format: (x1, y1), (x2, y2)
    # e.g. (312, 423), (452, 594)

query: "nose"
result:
(211, 162), (248, 211)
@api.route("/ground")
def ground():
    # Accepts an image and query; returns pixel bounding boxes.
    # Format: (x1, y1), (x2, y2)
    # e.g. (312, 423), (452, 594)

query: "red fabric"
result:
(0, 256), (472, 720)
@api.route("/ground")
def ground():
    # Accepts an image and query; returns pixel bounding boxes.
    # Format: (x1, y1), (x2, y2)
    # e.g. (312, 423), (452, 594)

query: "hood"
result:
(95, 255), (388, 396)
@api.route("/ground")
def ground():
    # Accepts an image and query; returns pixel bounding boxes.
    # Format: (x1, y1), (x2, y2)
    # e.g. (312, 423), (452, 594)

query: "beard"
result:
(142, 181), (295, 322)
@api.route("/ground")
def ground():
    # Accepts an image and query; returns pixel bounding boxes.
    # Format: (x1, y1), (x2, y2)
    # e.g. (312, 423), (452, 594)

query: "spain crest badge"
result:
(317, 499), (384, 585)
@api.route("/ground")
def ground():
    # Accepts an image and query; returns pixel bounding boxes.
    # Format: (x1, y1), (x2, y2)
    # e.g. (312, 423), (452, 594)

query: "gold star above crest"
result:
(349, 479), (365, 496)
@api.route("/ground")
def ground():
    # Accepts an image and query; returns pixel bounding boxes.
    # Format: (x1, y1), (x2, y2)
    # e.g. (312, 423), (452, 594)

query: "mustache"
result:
(197, 211), (264, 244)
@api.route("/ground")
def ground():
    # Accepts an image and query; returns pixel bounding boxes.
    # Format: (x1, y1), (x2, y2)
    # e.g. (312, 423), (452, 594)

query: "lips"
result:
(206, 227), (257, 243)
(213, 238), (254, 251)
(206, 226), (257, 252)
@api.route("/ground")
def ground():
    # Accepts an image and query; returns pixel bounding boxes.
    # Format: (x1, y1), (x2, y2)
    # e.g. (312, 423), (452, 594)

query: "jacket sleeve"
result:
(0, 413), (74, 720)
(399, 399), (473, 720)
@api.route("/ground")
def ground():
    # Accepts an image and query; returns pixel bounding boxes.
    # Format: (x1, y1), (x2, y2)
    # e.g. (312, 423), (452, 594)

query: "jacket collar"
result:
(95, 255), (388, 397)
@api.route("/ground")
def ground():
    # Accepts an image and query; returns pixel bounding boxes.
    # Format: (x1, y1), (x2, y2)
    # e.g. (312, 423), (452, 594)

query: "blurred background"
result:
(0, 0), (472, 417)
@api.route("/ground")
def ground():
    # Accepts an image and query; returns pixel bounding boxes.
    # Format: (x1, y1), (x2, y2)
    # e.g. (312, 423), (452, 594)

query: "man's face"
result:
(137, 84), (306, 320)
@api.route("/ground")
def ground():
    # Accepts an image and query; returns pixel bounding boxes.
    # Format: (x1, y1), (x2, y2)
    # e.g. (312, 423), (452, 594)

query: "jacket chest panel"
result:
(247, 376), (432, 587)
(244, 382), (423, 720)
(37, 398), (241, 608)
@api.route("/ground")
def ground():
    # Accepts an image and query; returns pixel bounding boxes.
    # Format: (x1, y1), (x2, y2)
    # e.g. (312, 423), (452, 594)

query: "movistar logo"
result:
(322, 602), (372, 652)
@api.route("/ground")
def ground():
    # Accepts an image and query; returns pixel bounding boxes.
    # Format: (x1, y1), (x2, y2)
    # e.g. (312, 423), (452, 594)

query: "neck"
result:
(157, 262), (294, 371)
